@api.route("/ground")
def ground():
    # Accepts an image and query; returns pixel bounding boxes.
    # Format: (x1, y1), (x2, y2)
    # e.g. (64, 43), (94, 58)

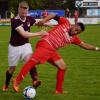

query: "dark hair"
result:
(77, 22), (85, 32)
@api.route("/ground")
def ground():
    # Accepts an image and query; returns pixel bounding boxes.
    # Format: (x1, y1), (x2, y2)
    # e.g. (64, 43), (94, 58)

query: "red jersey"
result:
(42, 17), (82, 50)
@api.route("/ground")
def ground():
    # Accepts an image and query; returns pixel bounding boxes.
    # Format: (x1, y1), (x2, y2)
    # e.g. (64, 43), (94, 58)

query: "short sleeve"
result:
(28, 16), (36, 26)
(11, 18), (21, 29)
(72, 36), (82, 45)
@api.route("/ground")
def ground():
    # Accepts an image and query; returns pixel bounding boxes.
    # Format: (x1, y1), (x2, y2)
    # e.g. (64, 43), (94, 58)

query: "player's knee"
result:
(59, 63), (67, 70)
(24, 54), (32, 63)
(8, 67), (16, 74)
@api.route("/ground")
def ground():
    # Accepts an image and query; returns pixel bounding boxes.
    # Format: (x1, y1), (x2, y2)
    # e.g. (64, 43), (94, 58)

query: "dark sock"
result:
(29, 67), (38, 81)
(5, 70), (13, 86)
(16, 60), (36, 83)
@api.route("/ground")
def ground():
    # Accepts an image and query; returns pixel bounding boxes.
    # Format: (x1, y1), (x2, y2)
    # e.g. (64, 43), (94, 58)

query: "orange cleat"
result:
(12, 79), (19, 93)
(32, 80), (41, 89)
(54, 90), (68, 94)
(2, 84), (8, 92)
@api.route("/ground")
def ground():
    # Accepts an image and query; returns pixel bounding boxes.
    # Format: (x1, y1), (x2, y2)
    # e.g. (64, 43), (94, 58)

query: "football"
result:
(23, 86), (36, 99)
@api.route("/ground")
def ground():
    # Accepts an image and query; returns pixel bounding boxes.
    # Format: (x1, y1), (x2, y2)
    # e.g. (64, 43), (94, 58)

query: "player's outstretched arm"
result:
(37, 14), (56, 26)
(78, 42), (100, 51)
(16, 26), (48, 38)
(42, 23), (54, 28)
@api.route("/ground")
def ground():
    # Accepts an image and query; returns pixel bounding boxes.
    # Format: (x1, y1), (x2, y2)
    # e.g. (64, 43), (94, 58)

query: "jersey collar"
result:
(17, 15), (26, 22)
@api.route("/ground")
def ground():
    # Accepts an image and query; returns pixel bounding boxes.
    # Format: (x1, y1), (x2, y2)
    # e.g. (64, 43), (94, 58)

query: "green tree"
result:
(8, 0), (75, 15)
(8, 0), (35, 15)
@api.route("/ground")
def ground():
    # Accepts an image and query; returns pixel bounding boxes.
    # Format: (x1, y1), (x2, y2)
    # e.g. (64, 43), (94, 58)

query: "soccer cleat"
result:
(2, 84), (8, 92)
(12, 79), (19, 92)
(54, 90), (68, 94)
(32, 80), (41, 89)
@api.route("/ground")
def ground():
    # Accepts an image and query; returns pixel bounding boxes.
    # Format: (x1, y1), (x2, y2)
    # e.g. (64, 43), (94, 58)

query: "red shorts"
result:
(31, 40), (61, 64)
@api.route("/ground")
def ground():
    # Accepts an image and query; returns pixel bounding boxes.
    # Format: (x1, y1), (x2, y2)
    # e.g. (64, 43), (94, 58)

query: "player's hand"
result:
(37, 21), (44, 26)
(40, 30), (48, 36)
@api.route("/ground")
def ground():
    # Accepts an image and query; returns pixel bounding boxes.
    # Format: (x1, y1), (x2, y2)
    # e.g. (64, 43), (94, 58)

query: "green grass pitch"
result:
(0, 25), (100, 100)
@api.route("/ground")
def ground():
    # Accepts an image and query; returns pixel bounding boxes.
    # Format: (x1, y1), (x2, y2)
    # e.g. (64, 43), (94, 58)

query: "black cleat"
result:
(32, 80), (41, 89)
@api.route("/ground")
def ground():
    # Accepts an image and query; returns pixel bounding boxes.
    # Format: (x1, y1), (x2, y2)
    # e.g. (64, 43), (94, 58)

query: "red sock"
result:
(56, 69), (65, 92)
(16, 60), (37, 84)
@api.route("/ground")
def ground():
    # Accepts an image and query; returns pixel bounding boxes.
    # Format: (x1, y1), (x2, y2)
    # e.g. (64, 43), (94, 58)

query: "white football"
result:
(23, 86), (36, 99)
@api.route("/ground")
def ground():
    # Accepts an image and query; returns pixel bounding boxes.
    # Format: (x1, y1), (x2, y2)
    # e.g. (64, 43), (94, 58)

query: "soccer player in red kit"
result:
(74, 8), (79, 24)
(12, 14), (100, 93)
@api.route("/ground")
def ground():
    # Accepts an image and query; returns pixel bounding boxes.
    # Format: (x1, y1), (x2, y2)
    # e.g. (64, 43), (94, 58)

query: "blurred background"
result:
(0, 0), (100, 25)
